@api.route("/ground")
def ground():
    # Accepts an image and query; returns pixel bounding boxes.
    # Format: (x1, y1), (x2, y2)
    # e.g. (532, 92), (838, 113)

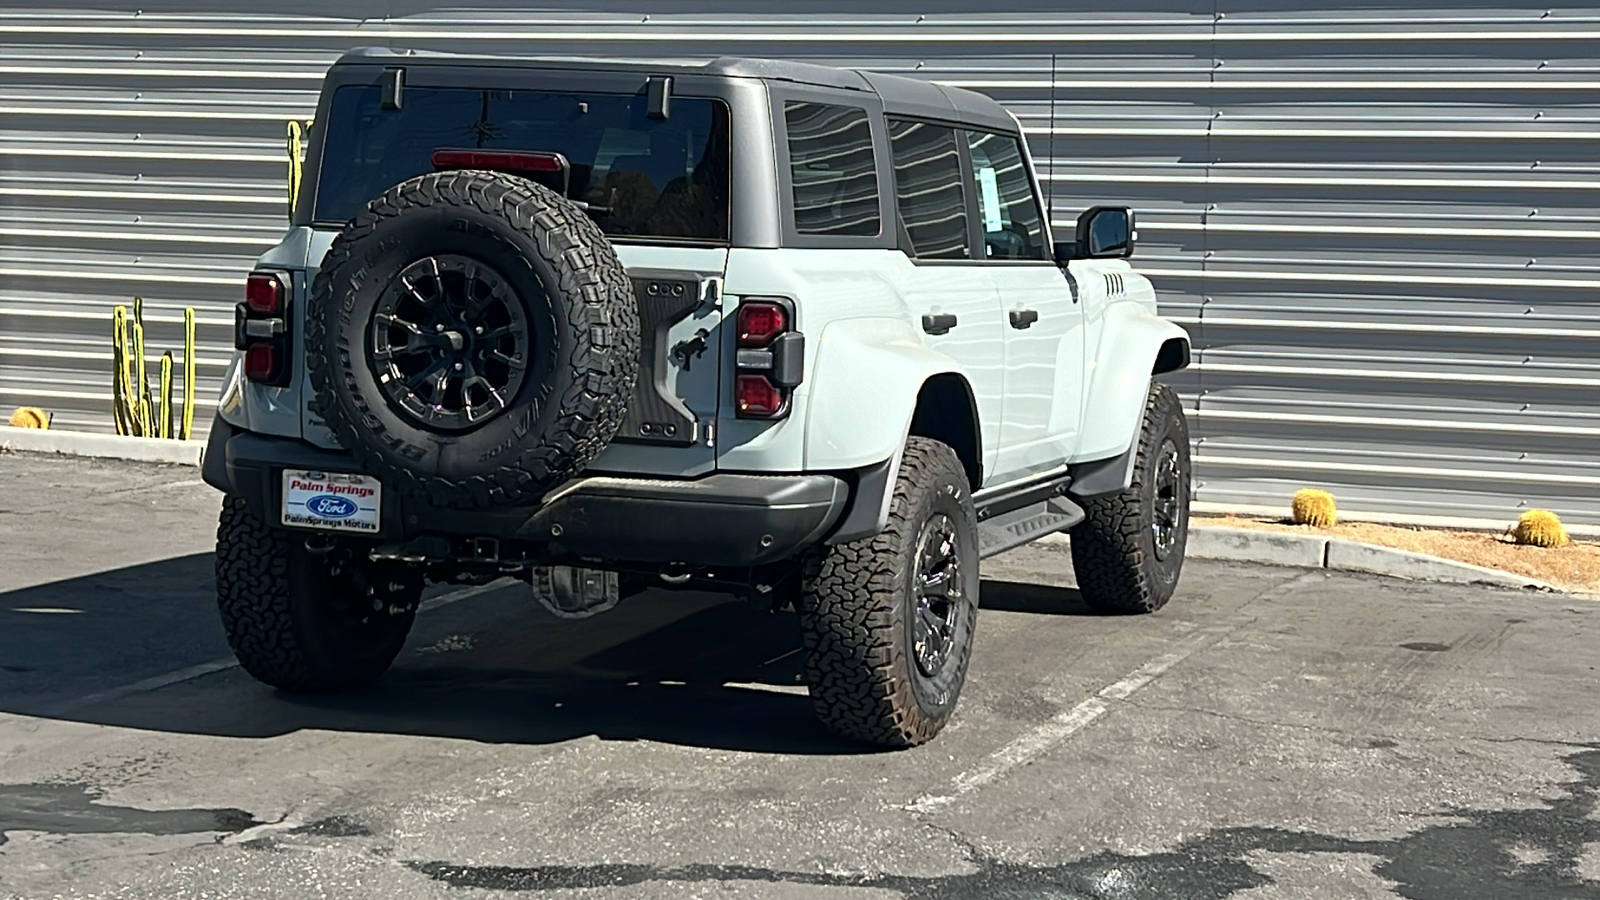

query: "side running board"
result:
(976, 496), (1085, 560)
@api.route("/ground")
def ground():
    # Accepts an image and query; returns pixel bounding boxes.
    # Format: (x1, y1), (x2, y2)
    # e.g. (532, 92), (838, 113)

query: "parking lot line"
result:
(43, 658), (243, 717)
(908, 625), (1232, 813)
(38, 579), (519, 718)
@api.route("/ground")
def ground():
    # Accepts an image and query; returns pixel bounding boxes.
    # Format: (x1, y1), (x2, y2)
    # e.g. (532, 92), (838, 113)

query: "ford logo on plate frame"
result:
(306, 494), (359, 519)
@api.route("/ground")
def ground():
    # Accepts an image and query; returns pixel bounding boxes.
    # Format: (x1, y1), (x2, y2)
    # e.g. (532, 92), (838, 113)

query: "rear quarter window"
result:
(783, 101), (881, 237)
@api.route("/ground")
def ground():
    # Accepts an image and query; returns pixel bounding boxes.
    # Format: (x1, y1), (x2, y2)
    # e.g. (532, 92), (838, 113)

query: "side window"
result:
(964, 130), (1047, 261)
(784, 101), (881, 237)
(887, 119), (970, 260)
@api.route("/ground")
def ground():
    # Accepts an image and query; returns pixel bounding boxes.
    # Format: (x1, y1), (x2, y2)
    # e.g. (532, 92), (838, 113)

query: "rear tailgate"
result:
(585, 245), (728, 478)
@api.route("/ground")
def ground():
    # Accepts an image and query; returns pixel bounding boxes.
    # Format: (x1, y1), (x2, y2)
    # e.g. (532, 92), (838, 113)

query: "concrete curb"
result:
(0, 426), (202, 466)
(1039, 525), (1560, 593)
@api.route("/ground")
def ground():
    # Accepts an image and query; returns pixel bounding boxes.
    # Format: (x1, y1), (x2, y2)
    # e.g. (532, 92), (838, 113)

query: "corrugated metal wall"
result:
(2, 3), (1597, 526)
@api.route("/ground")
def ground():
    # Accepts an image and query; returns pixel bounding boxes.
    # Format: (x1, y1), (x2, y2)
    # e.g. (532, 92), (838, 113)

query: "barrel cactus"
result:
(1292, 489), (1338, 528)
(1512, 509), (1568, 548)
(7, 407), (49, 429)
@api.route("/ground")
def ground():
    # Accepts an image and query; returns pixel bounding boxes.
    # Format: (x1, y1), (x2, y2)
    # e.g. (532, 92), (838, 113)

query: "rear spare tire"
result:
(307, 170), (640, 508)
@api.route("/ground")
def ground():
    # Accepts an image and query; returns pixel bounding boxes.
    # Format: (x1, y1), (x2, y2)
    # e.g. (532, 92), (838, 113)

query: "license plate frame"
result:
(280, 469), (382, 533)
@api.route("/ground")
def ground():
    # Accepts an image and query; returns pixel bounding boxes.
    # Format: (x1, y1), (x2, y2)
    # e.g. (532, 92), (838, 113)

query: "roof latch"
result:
(381, 67), (405, 111)
(646, 75), (673, 120)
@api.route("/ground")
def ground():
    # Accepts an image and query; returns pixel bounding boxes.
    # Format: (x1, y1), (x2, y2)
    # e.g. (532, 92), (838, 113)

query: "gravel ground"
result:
(1199, 513), (1600, 594)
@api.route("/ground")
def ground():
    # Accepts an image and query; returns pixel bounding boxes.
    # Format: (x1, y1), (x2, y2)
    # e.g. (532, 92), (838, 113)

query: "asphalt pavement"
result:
(0, 451), (1596, 899)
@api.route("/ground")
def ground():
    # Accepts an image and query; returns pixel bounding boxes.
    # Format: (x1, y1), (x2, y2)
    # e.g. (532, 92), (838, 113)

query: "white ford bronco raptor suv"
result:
(203, 49), (1193, 748)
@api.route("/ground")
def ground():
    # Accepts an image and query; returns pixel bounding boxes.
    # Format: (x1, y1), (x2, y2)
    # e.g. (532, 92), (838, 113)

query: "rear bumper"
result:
(206, 424), (849, 567)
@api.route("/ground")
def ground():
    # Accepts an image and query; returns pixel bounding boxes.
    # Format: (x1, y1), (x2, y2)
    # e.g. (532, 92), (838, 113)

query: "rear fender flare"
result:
(805, 317), (981, 543)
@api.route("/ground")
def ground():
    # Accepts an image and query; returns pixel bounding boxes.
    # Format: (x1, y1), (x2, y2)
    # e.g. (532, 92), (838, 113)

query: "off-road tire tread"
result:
(306, 170), (640, 509)
(1070, 383), (1189, 614)
(798, 437), (976, 748)
(215, 495), (408, 691)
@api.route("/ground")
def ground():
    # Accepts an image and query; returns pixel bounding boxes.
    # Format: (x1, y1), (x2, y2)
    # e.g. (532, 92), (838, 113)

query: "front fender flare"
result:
(1075, 303), (1190, 465)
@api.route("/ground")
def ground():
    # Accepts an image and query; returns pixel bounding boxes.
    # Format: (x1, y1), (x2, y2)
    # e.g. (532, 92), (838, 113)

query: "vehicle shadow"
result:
(979, 579), (1090, 615)
(0, 555), (1090, 755)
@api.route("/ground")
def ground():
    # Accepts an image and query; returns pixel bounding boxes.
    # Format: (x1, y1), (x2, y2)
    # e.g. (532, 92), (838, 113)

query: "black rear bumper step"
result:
(210, 428), (848, 568)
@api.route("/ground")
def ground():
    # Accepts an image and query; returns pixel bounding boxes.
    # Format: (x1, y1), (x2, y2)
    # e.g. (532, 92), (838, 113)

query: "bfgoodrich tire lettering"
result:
(798, 437), (979, 748)
(1069, 382), (1191, 614)
(306, 170), (640, 509)
(216, 495), (420, 692)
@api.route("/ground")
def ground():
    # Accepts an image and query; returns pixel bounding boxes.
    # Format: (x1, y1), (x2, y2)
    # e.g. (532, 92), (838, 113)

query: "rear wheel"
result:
(1069, 383), (1190, 614)
(798, 438), (979, 748)
(216, 496), (421, 692)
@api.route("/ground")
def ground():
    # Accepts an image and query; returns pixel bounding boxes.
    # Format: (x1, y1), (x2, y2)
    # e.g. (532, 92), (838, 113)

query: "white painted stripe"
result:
(908, 627), (1228, 813)
(1194, 362), (1600, 388)
(1191, 316), (1600, 339)
(722, 681), (811, 696)
(953, 79), (1600, 91)
(0, 25), (1596, 43)
(39, 579), (518, 717)
(1191, 408), (1600, 439)
(0, 226), (276, 247)
(417, 578), (520, 613)
(1198, 454), (1600, 486)
(1140, 267), (1600, 290)
(0, 267), (237, 286)
(43, 659), (240, 716)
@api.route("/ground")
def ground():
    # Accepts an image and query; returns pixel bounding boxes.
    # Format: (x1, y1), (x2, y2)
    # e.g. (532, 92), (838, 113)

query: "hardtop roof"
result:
(333, 47), (1018, 133)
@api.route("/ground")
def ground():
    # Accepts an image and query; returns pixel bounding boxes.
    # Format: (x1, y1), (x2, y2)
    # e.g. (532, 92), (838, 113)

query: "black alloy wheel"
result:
(1151, 437), (1184, 562)
(370, 254), (530, 432)
(911, 512), (967, 679)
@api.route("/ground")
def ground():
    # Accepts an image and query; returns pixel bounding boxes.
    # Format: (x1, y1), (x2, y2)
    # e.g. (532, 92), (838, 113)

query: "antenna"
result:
(1046, 52), (1059, 236)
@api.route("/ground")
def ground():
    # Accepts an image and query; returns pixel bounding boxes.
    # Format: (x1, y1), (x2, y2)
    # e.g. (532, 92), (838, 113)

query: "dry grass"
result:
(1198, 514), (1600, 594)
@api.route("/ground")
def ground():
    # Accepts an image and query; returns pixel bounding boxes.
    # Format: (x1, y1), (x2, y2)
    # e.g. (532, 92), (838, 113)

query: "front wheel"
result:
(216, 496), (421, 692)
(798, 437), (979, 748)
(1069, 382), (1191, 614)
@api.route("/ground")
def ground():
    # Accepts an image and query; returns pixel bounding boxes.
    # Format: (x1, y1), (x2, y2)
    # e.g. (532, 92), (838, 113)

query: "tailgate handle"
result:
(921, 313), (958, 335)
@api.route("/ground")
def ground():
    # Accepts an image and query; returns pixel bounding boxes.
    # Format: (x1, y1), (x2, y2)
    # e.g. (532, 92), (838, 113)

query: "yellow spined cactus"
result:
(1291, 489), (1338, 528)
(8, 407), (49, 429)
(1512, 509), (1569, 548)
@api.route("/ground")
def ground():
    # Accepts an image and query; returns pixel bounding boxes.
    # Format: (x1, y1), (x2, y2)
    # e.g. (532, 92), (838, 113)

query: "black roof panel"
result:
(335, 48), (1017, 133)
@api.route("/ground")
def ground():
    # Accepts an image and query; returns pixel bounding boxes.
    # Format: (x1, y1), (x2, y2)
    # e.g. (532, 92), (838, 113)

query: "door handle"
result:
(1009, 309), (1039, 330)
(921, 313), (958, 335)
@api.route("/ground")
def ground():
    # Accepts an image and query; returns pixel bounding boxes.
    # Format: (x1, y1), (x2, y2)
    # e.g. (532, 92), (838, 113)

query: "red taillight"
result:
(432, 149), (566, 175)
(245, 272), (282, 315)
(735, 375), (784, 417)
(736, 301), (787, 347)
(239, 269), (291, 385)
(243, 344), (279, 382)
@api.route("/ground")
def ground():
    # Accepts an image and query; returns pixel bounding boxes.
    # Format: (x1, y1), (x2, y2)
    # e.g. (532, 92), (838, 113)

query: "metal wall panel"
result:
(1, 3), (1596, 526)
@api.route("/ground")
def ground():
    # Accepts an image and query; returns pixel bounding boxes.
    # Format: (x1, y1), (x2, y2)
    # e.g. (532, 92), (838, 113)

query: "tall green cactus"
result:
(132, 296), (151, 437)
(111, 305), (130, 435)
(111, 299), (197, 439)
(180, 307), (197, 440)
(159, 351), (174, 440)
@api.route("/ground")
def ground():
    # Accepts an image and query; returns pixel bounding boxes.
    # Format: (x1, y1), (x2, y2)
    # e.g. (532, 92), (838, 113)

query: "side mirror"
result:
(1058, 206), (1136, 261)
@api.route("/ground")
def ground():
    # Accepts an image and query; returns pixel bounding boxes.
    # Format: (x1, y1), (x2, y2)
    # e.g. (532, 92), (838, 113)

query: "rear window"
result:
(313, 85), (730, 242)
